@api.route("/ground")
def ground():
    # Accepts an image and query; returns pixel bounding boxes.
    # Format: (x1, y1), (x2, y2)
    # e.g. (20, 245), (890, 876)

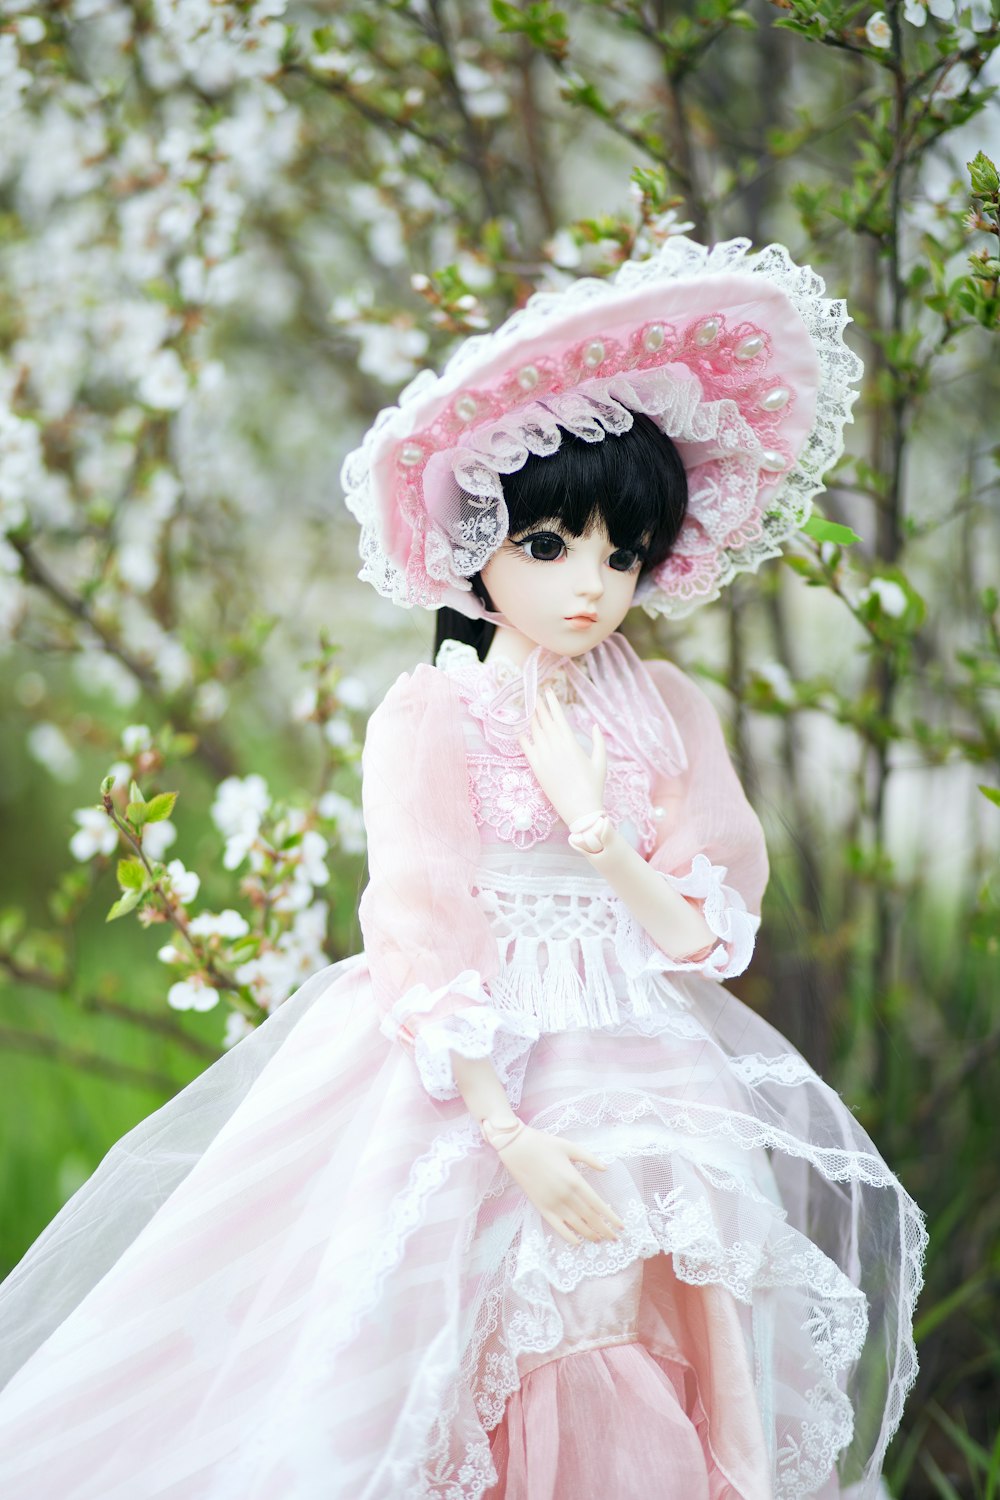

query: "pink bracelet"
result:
(480, 1116), (526, 1151)
(567, 809), (615, 855)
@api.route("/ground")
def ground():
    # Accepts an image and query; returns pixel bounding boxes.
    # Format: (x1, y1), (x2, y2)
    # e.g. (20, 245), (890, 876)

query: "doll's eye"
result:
(608, 547), (644, 572)
(514, 531), (566, 562)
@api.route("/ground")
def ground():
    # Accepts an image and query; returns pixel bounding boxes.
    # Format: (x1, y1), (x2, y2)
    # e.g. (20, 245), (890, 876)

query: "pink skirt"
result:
(482, 1252), (772, 1500)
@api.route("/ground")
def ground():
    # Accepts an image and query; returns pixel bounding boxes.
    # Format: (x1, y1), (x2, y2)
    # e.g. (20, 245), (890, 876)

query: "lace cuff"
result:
(379, 969), (540, 1102)
(615, 852), (760, 984)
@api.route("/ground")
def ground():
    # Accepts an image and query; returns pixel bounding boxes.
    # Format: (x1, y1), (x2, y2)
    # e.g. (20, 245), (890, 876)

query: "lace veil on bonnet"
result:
(340, 236), (863, 620)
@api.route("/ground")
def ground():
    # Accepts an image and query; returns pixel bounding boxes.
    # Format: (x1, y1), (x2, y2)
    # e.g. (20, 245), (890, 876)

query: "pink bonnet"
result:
(340, 236), (863, 619)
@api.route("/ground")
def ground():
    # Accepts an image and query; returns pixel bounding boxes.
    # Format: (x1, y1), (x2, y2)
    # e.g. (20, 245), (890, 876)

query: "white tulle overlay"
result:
(0, 640), (925, 1499)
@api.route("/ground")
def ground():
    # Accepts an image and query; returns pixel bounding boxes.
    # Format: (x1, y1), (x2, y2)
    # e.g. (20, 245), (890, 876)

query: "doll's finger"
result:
(545, 690), (577, 745)
(571, 1188), (618, 1239)
(533, 693), (553, 727)
(568, 1145), (607, 1172)
(563, 1210), (598, 1243)
(545, 1211), (580, 1246)
(577, 1184), (626, 1232)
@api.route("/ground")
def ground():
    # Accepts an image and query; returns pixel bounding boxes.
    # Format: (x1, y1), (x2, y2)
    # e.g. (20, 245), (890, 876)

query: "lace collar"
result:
(435, 638), (576, 702)
(434, 633), (687, 779)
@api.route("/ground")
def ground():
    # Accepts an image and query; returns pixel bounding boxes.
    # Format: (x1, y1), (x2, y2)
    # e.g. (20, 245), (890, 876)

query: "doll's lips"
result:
(565, 612), (599, 624)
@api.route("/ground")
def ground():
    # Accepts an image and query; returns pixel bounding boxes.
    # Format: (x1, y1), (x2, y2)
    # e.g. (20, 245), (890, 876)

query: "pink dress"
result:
(0, 635), (924, 1499)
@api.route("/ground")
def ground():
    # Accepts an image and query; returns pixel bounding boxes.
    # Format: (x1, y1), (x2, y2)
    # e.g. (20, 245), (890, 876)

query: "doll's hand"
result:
(518, 688), (607, 827)
(495, 1124), (625, 1246)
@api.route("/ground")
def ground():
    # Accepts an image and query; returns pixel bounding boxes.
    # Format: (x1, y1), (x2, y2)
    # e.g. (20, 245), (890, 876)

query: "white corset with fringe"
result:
(472, 845), (695, 1034)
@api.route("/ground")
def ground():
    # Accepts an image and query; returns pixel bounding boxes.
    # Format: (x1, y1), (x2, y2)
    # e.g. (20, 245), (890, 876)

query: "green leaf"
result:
(143, 791), (178, 824)
(969, 150), (1000, 197)
(129, 780), (145, 805)
(106, 888), (142, 922)
(801, 516), (862, 546)
(117, 857), (146, 891)
(979, 784), (1000, 808)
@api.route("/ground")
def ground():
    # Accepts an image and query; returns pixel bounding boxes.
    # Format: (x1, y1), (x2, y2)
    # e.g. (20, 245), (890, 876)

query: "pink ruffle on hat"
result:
(340, 236), (863, 620)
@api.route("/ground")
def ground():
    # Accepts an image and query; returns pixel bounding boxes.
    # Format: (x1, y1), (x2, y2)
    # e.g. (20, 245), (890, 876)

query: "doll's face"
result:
(479, 518), (644, 656)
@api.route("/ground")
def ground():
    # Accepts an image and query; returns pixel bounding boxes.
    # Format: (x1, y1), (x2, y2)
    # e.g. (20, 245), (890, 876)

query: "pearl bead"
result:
(759, 386), (790, 412)
(760, 449), (787, 471)
(512, 806), (533, 831)
(653, 806), (665, 820)
(643, 323), (665, 352)
(583, 339), (605, 367)
(694, 318), (720, 346)
(454, 393), (478, 422)
(400, 441), (424, 467)
(734, 334), (765, 361)
(517, 364), (539, 391)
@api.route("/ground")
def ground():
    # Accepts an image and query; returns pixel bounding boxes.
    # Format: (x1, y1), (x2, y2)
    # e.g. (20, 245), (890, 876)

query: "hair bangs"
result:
(501, 413), (688, 572)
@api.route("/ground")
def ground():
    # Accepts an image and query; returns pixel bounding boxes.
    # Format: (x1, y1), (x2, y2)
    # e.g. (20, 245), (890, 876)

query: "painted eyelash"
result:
(509, 531), (648, 570)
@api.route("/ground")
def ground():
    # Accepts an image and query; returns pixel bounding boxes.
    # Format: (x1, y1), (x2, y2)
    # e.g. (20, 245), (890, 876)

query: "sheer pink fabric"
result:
(644, 661), (768, 914)
(484, 1344), (712, 1500)
(641, 659), (767, 977)
(359, 665), (541, 1100)
(359, 663), (498, 1031)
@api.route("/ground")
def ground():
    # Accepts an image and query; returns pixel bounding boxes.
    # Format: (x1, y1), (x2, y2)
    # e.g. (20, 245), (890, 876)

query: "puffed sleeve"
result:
(616, 658), (768, 984)
(357, 664), (539, 1102)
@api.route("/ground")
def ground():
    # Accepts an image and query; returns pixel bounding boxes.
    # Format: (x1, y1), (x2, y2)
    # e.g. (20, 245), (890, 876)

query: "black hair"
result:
(432, 412), (688, 661)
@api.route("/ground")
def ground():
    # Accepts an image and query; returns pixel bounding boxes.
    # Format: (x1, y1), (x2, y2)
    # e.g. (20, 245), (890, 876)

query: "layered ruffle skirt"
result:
(0, 956), (924, 1498)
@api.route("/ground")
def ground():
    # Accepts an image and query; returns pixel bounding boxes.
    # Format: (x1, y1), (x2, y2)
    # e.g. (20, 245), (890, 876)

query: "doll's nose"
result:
(573, 559), (605, 601)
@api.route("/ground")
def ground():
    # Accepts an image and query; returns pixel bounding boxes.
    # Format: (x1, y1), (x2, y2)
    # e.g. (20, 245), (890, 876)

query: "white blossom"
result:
(336, 675), (368, 710)
(166, 858), (200, 904)
(318, 789), (366, 855)
(142, 819), (177, 861)
(194, 679), (229, 721)
(16, 17), (46, 44)
(212, 772), (270, 869)
(212, 772), (270, 836)
(167, 975), (219, 1012)
(341, 321), (429, 385)
(0, 402), (48, 531)
(69, 806), (118, 861)
(454, 59), (509, 120)
(323, 716), (353, 749)
(272, 873), (315, 913)
(298, 829), (329, 887)
(26, 721), (80, 782)
(138, 348), (190, 411)
(121, 723), (153, 754)
(157, 941), (183, 963)
(223, 1010), (255, 1048)
(866, 11), (893, 45)
(0, 36), (35, 125)
(235, 946), (301, 1009)
(308, 50), (354, 77)
(104, 759), (132, 789)
(291, 684), (318, 721)
(73, 651), (142, 706)
(544, 228), (582, 269)
(756, 661), (795, 705)
(862, 577), (908, 618)
(188, 907), (250, 939)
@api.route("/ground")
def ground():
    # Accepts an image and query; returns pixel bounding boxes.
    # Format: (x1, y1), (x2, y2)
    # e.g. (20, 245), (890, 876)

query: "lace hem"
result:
(379, 969), (540, 1101)
(614, 851), (759, 984)
(464, 1161), (866, 1500)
